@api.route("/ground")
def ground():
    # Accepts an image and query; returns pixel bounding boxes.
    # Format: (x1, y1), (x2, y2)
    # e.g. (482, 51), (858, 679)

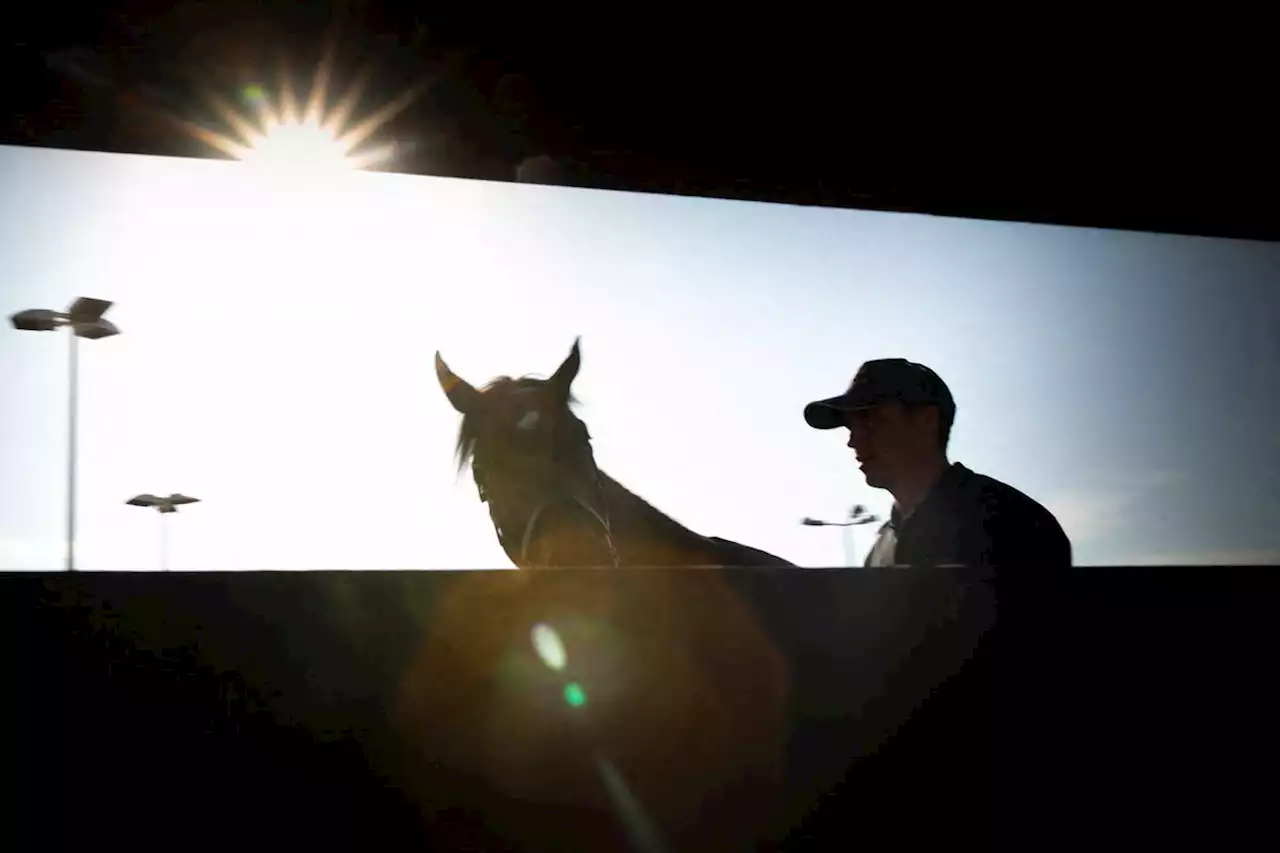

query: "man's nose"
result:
(846, 420), (868, 442)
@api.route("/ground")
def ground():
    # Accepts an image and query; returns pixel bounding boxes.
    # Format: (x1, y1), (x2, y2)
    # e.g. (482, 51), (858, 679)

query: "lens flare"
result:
(531, 622), (567, 671)
(563, 682), (587, 708)
(242, 83), (267, 106)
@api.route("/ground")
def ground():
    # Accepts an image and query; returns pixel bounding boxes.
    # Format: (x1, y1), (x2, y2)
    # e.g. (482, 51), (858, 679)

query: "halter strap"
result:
(480, 476), (619, 569)
(518, 492), (618, 567)
(473, 443), (619, 568)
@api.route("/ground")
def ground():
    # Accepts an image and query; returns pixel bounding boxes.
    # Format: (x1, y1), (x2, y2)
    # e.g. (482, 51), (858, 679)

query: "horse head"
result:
(435, 337), (618, 568)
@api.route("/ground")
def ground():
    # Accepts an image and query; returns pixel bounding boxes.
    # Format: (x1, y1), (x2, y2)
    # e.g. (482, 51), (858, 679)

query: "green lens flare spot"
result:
(563, 682), (587, 708)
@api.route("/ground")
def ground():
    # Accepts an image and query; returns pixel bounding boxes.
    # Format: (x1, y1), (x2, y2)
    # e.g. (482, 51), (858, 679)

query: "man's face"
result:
(842, 400), (937, 489)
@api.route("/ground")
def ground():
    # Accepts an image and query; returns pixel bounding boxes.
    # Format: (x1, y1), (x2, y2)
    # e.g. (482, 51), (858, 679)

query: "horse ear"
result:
(435, 351), (481, 413)
(549, 336), (581, 398)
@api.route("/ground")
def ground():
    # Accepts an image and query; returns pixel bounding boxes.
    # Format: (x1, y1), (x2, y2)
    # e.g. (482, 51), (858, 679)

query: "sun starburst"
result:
(172, 37), (426, 174)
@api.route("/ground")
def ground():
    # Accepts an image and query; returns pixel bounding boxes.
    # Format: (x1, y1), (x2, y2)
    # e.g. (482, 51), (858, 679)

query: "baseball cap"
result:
(803, 358), (956, 430)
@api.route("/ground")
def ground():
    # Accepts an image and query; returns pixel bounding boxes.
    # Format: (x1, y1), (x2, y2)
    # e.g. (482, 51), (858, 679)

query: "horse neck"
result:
(593, 470), (720, 567)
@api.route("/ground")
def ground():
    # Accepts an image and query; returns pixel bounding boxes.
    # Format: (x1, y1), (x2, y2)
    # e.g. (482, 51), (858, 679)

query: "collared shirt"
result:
(864, 462), (1072, 570)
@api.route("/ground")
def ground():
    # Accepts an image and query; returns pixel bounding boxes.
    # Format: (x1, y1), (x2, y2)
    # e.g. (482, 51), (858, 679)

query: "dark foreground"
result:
(3, 566), (1277, 851)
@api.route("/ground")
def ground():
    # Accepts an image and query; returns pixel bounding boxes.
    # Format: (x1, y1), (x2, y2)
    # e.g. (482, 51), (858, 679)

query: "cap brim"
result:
(804, 395), (873, 430)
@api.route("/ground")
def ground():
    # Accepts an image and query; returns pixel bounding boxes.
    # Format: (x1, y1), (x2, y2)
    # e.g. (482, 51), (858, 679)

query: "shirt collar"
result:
(886, 462), (967, 528)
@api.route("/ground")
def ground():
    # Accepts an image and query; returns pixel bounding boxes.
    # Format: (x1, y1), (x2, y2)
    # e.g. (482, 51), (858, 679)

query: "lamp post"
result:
(126, 493), (201, 571)
(10, 297), (120, 571)
(801, 504), (882, 567)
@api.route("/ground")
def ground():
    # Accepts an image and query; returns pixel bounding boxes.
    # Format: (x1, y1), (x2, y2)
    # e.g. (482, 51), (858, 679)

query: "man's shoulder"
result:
(946, 463), (1073, 567)
(948, 464), (1063, 529)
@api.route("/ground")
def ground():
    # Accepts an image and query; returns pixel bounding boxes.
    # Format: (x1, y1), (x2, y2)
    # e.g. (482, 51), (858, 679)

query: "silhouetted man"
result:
(804, 359), (1072, 569)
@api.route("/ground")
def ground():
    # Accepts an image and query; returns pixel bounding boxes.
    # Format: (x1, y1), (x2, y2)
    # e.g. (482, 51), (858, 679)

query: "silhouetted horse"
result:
(433, 337), (797, 571)
(392, 338), (796, 851)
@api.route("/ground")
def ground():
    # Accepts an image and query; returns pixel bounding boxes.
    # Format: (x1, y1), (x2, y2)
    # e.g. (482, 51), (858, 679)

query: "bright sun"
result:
(170, 45), (425, 174)
(240, 118), (356, 172)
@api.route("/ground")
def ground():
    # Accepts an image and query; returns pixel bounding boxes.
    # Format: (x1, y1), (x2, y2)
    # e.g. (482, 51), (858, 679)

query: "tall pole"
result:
(11, 299), (117, 573)
(842, 525), (856, 567)
(160, 513), (169, 572)
(67, 330), (78, 572)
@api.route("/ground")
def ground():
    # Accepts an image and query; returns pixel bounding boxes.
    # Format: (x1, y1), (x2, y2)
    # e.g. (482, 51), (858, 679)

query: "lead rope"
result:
(593, 468), (620, 568)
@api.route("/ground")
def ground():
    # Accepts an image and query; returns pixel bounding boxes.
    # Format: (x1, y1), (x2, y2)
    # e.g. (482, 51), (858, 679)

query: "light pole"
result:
(10, 297), (120, 571)
(126, 493), (201, 571)
(801, 504), (882, 567)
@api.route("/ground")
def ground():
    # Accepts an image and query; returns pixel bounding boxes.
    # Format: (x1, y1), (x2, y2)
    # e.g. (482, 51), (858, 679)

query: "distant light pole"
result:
(126, 493), (201, 571)
(801, 504), (881, 567)
(801, 503), (881, 528)
(10, 297), (120, 571)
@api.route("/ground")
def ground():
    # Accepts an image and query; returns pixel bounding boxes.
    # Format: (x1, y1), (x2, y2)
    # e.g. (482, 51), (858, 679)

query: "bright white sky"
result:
(2, 144), (1278, 570)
